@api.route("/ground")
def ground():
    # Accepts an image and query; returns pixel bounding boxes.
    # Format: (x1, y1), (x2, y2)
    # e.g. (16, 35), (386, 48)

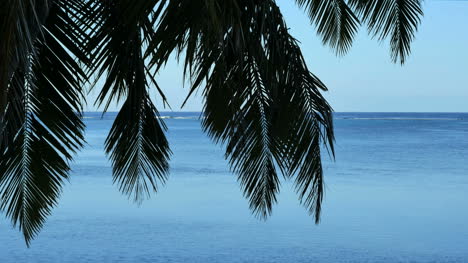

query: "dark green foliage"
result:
(0, 0), (424, 245)
(348, 0), (423, 63)
(296, 0), (360, 55)
(147, 0), (334, 220)
(0, 0), (87, 245)
(87, 0), (171, 202)
(0, 0), (51, 150)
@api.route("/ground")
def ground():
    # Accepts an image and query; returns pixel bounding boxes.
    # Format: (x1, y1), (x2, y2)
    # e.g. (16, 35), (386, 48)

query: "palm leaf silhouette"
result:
(0, 0), (87, 245)
(349, 0), (423, 63)
(0, 0), (424, 245)
(87, 0), (171, 202)
(296, 0), (360, 55)
(0, 0), (51, 150)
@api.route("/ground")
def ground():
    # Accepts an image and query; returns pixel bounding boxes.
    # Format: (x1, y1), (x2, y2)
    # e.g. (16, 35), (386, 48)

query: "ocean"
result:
(1, 112), (467, 262)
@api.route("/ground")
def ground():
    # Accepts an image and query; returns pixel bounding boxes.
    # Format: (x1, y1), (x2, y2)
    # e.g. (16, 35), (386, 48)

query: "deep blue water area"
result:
(1, 112), (467, 262)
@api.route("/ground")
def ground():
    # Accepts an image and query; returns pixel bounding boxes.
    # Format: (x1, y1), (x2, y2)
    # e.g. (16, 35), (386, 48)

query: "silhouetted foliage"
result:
(0, 0), (423, 245)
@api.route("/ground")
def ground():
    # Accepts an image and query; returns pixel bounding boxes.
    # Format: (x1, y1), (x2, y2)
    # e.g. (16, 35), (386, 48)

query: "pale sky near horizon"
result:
(85, 0), (468, 112)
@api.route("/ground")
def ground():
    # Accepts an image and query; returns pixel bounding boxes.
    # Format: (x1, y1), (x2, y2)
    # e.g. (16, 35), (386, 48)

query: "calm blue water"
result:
(1, 112), (468, 262)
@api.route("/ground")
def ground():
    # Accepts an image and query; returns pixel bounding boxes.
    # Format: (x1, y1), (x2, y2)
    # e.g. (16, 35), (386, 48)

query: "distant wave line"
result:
(159, 116), (201, 119)
(81, 116), (465, 121)
(80, 116), (201, 120)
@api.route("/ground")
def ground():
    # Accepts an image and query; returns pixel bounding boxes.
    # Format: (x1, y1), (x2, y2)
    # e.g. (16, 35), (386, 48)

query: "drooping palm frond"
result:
(0, 0), (51, 150)
(87, 0), (171, 202)
(295, 0), (360, 55)
(270, 35), (335, 223)
(295, 0), (423, 63)
(0, 0), (87, 246)
(349, 0), (423, 64)
(147, 0), (334, 220)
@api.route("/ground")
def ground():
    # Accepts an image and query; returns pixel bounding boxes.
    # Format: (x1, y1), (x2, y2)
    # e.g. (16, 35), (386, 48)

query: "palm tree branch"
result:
(349, 0), (423, 64)
(295, 0), (360, 55)
(88, 0), (171, 202)
(0, 0), (87, 246)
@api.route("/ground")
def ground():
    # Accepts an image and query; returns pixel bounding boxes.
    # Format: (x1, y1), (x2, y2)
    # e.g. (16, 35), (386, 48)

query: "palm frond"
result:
(349, 0), (423, 64)
(0, 0), (87, 246)
(295, 0), (360, 55)
(106, 93), (170, 203)
(0, 0), (51, 150)
(204, 52), (281, 218)
(147, 0), (333, 220)
(88, 0), (171, 202)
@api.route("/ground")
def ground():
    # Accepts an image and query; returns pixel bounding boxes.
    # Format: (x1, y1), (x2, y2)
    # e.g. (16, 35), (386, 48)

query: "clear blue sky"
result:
(85, 0), (468, 112)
